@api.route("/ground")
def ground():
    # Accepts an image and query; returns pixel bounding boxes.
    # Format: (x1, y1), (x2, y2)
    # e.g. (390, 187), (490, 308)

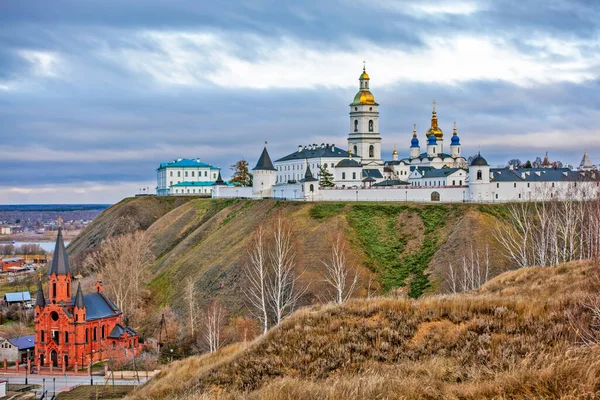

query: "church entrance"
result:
(431, 191), (440, 202)
(50, 350), (58, 367)
(39, 354), (45, 367)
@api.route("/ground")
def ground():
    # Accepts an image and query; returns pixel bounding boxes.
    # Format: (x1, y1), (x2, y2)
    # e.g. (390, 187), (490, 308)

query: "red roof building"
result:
(34, 227), (140, 370)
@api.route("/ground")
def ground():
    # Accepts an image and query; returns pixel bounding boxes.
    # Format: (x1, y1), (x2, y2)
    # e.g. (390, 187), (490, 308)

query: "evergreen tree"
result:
(229, 160), (253, 187)
(319, 164), (335, 187)
(523, 160), (532, 168)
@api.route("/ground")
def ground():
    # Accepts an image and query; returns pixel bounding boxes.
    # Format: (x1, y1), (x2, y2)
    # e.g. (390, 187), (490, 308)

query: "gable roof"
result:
(420, 168), (465, 178)
(336, 159), (362, 168)
(4, 292), (31, 303)
(490, 168), (600, 183)
(253, 147), (277, 171)
(275, 145), (352, 162)
(70, 292), (121, 321)
(7, 335), (35, 350)
(108, 323), (137, 339)
(362, 169), (383, 179)
(49, 228), (70, 276)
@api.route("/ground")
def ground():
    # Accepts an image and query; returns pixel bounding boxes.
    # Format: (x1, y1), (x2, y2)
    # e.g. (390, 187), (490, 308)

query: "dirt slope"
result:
(69, 197), (511, 314)
(126, 260), (600, 400)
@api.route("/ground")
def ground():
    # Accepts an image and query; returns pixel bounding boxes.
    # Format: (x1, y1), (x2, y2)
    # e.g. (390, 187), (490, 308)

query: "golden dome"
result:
(426, 101), (443, 140)
(360, 69), (370, 80)
(353, 90), (375, 105)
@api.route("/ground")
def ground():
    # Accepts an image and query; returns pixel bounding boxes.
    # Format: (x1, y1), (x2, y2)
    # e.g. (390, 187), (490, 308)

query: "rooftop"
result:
(158, 158), (220, 170)
(276, 144), (352, 162)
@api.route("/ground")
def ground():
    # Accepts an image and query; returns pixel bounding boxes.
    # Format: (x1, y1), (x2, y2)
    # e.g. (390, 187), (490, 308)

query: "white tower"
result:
(252, 144), (277, 198)
(468, 153), (490, 202)
(410, 124), (420, 159)
(392, 144), (398, 161)
(347, 64), (382, 168)
(450, 122), (461, 158)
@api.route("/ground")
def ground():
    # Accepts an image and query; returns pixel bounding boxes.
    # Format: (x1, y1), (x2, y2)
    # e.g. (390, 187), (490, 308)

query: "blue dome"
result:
(411, 137), (419, 148)
(428, 134), (437, 145)
(451, 135), (460, 145)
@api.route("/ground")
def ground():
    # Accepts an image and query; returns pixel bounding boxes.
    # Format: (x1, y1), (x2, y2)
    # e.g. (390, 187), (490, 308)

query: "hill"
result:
(68, 197), (512, 314)
(126, 260), (600, 400)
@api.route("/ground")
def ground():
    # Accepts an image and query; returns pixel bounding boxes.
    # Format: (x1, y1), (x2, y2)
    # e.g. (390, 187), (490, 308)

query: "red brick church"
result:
(34, 226), (140, 371)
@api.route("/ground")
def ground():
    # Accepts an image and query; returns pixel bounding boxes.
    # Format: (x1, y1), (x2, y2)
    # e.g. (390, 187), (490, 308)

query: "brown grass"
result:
(127, 260), (600, 400)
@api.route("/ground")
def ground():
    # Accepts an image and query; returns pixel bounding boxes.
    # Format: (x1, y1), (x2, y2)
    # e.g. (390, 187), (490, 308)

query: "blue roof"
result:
(158, 158), (220, 170)
(7, 335), (35, 350)
(451, 135), (460, 145)
(427, 135), (437, 145)
(4, 292), (31, 302)
(171, 181), (219, 187)
(411, 137), (419, 148)
(490, 168), (600, 183)
(71, 292), (121, 321)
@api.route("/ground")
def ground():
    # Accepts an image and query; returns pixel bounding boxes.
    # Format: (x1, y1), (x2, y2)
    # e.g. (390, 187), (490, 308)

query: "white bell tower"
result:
(347, 63), (382, 168)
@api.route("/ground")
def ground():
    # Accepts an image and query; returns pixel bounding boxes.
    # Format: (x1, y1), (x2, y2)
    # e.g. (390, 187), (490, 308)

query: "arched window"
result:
(310, 184), (314, 192)
(477, 170), (482, 180)
(354, 120), (358, 132)
(93, 327), (97, 341)
(369, 145), (374, 158)
(101, 326), (105, 339)
(85, 329), (89, 343)
(368, 120), (373, 132)
(431, 191), (440, 201)
(50, 311), (59, 321)
(353, 145), (357, 155)
(52, 283), (56, 298)
(40, 331), (45, 343)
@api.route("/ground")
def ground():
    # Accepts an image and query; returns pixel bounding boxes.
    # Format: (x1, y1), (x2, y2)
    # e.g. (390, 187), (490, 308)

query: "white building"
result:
(213, 66), (600, 203)
(156, 158), (221, 196)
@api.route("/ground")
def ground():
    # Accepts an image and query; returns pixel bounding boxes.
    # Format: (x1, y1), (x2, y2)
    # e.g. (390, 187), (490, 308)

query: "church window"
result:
(185, 171), (188, 177)
(75, 315), (78, 322)
(519, 193), (522, 199)
(368, 120), (373, 132)
(355, 107), (358, 111)
(93, 327), (97, 341)
(352, 172), (356, 180)
(52, 283), (56, 298)
(453, 180), (455, 186)
(41, 331), (45, 342)
(369, 145), (374, 158)
(527, 183), (530, 188)
(476, 170), (482, 180)
(204, 171), (207, 177)
(102, 326), (105, 339)
(514, 183), (516, 188)
(85, 329), (89, 343)
(192, 171), (195, 177)
(369, 107), (373, 111)
(460, 180), (462, 185)
(50, 311), (59, 322)
(65, 332), (68, 344)
(52, 330), (59, 344)
(310, 184), (314, 192)
(177, 171), (180, 177)
(342, 172), (346, 180)
(354, 120), (358, 132)
(67, 282), (70, 296)
(497, 183), (499, 188)
(353, 145), (357, 155)
(496, 194), (499, 199)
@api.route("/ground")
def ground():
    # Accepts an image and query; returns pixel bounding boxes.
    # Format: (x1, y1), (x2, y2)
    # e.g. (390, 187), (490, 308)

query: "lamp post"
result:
(25, 349), (29, 385)
(90, 350), (95, 386)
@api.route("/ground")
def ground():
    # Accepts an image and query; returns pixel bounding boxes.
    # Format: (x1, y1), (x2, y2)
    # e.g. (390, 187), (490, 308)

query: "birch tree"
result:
(202, 301), (225, 354)
(184, 277), (198, 337)
(244, 224), (270, 334)
(322, 232), (358, 304)
(267, 216), (306, 326)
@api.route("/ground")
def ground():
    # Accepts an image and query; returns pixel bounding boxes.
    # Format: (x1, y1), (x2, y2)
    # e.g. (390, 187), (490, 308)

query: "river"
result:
(5, 241), (70, 253)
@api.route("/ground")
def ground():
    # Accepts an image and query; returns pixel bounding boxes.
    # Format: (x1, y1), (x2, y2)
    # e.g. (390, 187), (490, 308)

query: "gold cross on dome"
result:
(37, 271), (43, 282)
(75, 274), (82, 281)
(432, 100), (436, 111)
(363, 60), (366, 70)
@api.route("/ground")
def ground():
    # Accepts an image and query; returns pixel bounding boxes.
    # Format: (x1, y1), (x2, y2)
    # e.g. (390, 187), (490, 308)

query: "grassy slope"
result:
(127, 260), (600, 400)
(69, 197), (511, 314)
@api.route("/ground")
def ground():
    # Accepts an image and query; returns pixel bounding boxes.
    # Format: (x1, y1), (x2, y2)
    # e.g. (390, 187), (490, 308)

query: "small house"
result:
(4, 292), (32, 307)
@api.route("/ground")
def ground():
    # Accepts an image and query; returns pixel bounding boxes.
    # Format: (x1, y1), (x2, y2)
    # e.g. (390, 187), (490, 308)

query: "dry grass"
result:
(128, 260), (600, 400)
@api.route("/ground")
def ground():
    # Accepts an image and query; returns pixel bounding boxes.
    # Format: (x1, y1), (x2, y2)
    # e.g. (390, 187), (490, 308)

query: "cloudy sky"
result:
(1, 0), (599, 204)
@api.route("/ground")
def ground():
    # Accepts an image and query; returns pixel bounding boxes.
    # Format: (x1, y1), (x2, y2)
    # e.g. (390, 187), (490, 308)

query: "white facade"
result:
(156, 158), (220, 196)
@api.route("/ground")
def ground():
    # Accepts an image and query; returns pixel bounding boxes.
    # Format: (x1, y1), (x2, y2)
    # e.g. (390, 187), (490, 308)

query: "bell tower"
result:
(347, 63), (382, 167)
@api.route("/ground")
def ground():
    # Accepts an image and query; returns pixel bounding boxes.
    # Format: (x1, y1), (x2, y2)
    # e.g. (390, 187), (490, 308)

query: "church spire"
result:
(74, 280), (84, 309)
(49, 219), (71, 276)
(35, 276), (46, 308)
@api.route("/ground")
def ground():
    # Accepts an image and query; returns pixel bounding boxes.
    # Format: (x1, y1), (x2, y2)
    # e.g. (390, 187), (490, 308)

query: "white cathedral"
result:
(208, 66), (598, 203)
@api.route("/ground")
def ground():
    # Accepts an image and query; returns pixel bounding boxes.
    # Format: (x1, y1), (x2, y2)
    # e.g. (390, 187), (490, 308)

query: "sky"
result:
(1, 0), (599, 204)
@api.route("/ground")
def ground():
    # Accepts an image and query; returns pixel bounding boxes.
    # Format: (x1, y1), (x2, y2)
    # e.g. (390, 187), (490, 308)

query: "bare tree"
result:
(494, 202), (533, 268)
(184, 277), (198, 337)
(446, 244), (490, 293)
(83, 230), (154, 324)
(267, 216), (307, 326)
(322, 233), (358, 304)
(244, 224), (269, 335)
(202, 301), (225, 354)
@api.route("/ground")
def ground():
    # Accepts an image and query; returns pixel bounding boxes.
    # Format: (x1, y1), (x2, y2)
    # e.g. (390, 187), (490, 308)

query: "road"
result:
(0, 373), (149, 397)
